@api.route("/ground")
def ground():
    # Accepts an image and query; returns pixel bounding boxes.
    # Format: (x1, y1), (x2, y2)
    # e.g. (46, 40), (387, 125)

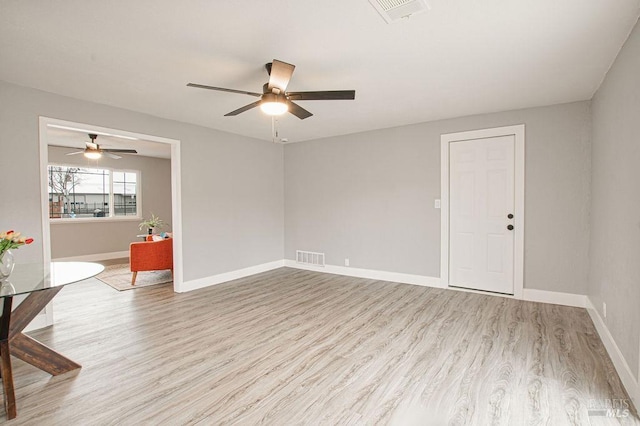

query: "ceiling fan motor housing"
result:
(262, 92), (286, 104)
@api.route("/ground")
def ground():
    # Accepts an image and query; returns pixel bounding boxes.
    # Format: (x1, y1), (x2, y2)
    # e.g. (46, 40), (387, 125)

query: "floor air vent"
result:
(296, 250), (325, 267)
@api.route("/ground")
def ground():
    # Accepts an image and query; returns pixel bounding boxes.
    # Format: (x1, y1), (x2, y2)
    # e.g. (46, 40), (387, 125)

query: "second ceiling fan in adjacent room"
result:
(65, 134), (138, 160)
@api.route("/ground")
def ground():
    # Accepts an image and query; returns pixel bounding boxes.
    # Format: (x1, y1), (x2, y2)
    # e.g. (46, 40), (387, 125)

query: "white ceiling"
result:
(1, 1), (639, 143)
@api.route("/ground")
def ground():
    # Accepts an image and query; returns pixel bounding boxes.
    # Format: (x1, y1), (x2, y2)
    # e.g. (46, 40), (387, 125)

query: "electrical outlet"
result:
(345, 258), (350, 267)
(603, 302), (607, 318)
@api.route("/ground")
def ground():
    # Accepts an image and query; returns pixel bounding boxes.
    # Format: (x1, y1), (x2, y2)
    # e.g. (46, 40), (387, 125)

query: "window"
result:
(48, 165), (140, 219)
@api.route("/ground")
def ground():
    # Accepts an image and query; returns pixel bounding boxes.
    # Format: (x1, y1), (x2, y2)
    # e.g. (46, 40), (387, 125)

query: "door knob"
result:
(507, 224), (514, 230)
(507, 214), (514, 219)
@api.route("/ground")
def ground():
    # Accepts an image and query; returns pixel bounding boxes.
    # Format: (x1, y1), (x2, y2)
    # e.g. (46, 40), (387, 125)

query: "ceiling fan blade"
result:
(105, 152), (122, 160)
(187, 83), (261, 97)
(65, 151), (84, 156)
(224, 100), (262, 116)
(286, 90), (356, 101)
(268, 60), (295, 92)
(287, 101), (313, 120)
(102, 149), (138, 154)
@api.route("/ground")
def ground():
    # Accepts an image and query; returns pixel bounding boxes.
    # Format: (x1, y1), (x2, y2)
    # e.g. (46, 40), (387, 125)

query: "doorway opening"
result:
(38, 117), (183, 326)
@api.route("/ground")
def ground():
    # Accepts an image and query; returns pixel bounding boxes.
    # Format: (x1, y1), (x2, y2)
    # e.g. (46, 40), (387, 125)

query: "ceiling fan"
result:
(187, 59), (356, 119)
(66, 134), (138, 160)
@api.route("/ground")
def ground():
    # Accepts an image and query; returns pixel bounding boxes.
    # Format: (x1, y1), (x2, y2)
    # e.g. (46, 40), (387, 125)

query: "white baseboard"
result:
(523, 289), (587, 308)
(284, 261), (593, 308)
(178, 260), (285, 293)
(586, 297), (639, 407)
(283, 260), (443, 288)
(49, 254), (590, 311)
(53, 250), (129, 262)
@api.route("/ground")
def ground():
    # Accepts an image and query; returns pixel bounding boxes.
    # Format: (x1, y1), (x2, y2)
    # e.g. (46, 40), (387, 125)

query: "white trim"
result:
(440, 135), (450, 289)
(284, 260), (443, 288)
(41, 118), (180, 144)
(50, 217), (142, 225)
(440, 124), (525, 299)
(168, 256), (596, 310)
(52, 250), (129, 262)
(284, 260), (596, 310)
(513, 126), (525, 300)
(179, 260), (285, 293)
(38, 119), (54, 326)
(586, 297), (639, 407)
(170, 140), (184, 292)
(522, 289), (587, 308)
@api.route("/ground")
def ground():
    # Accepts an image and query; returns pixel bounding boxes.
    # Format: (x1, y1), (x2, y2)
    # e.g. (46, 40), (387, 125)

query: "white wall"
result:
(48, 145), (172, 259)
(285, 101), (592, 295)
(0, 80), (284, 282)
(0, 79), (594, 298)
(589, 18), (640, 383)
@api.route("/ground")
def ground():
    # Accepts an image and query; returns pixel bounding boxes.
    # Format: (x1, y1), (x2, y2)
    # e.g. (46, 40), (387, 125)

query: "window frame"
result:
(47, 163), (142, 223)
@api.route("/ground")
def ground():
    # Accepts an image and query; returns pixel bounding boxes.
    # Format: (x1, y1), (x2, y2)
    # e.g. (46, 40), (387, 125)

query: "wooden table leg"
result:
(0, 286), (82, 419)
(9, 287), (63, 337)
(10, 333), (80, 375)
(0, 297), (16, 419)
(9, 287), (81, 375)
(0, 340), (16, 419)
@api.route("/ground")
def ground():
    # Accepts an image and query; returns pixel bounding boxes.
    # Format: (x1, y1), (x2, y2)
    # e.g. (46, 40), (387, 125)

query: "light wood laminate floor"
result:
(4, 267), (638, 425)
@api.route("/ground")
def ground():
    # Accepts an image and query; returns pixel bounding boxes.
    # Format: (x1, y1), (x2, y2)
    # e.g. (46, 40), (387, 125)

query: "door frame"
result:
(440, 124), (525, 298)
(38, 117), (184, 326)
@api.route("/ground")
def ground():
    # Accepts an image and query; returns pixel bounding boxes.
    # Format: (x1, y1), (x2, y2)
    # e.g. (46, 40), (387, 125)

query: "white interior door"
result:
(448, 135), (515, 294)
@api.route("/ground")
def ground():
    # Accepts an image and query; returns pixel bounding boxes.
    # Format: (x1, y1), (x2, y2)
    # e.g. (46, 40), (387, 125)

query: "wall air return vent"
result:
(296, 250), (325, 267)
(368, 0), (429, 24)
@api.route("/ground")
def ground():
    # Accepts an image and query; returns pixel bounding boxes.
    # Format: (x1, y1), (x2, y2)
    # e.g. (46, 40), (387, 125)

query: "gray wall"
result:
(589, 18), (640, 381)
(285, 101), (592, 294)
(0, 80), (284, 282)
(47, 145), (172, 259)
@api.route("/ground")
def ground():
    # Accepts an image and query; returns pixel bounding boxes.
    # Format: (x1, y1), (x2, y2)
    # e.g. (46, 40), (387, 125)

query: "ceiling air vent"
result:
(368, 0), (429, 24)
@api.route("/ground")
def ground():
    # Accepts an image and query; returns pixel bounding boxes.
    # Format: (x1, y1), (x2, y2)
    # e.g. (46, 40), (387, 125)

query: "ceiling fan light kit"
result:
(188, 59), (356, 125)
(84, 150), (102, 160)
(260, 93), (288, 116)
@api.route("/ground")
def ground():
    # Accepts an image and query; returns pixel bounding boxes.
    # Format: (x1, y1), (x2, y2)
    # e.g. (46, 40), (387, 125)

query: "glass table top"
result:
(0, 262), (105, 298)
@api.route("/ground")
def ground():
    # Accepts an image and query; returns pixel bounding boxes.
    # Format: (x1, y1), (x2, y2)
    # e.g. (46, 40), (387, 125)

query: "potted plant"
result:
(139, 214), (164, 235)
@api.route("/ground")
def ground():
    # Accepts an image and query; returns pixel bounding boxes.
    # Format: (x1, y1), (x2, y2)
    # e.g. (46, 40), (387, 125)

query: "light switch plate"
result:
(435, 199), (441, 209)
